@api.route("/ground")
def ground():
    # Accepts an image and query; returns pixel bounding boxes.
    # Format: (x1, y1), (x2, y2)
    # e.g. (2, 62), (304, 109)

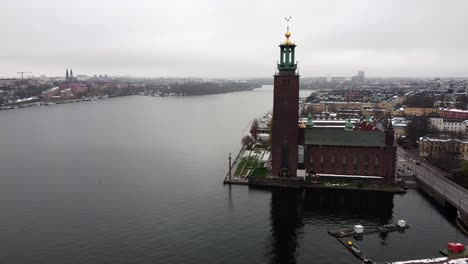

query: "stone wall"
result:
(249, 176), (304, 188)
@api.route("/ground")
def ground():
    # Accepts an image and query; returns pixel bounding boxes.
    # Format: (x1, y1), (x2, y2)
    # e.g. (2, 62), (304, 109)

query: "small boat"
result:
(351, 243), (361, 254)
(347, 240), (362, 254)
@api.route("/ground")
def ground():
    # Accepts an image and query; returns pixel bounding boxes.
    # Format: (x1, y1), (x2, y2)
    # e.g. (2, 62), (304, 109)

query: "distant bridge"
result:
(396, 147), (468, 228)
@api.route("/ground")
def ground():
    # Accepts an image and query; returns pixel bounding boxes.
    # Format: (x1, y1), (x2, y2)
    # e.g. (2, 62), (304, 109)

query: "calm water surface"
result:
(0, 86), (466, 264)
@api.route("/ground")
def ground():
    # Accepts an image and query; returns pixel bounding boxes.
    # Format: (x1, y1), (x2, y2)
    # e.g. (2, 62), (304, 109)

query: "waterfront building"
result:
(269, 26), (396, 180)
(59, 88), (72, 98)
(69, 83), (88, 94)
(41, 86), (60, 100)
(302, 121), (397, 180)
(271, 27), (299, 177)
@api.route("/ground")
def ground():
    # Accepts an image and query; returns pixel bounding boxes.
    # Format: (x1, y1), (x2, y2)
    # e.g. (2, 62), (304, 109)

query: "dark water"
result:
(0, 86), (466, 264)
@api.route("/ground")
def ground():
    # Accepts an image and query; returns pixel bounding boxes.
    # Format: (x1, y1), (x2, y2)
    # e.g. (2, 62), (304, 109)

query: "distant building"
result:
(68, 83), (88, 94)
(429, 117), (467, 134)
(403, 107), (442, 117)
(358, 71), (365, 82)
(41, 87), (60, 100)
(330, 77), (346, 82)
(0, 79), (17, 86)
(351, 71), (365, 84)
(66, 69), (77, 82)
(391, 117), (408, 137)
(419, 136), (468, 161)
(443, 109), (468, 120)
(60, 88), (72, 98)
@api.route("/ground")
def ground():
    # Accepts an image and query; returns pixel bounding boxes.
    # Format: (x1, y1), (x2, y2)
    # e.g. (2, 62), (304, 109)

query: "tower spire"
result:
(277, 17), (297, 72)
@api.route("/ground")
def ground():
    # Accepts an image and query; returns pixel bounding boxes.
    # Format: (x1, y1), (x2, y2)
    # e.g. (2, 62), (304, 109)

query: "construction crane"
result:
(17, 71), (31, 81)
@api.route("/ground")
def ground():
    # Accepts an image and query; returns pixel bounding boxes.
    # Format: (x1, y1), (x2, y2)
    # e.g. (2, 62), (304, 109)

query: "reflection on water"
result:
(268, 190), (304, 264)
(267, 189), (395, 264)
(303, 189), (394, 225)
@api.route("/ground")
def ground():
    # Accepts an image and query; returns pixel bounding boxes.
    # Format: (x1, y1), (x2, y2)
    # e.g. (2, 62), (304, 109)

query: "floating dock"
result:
(336, 238), (373, 263)
(328, 223), (410, 238)
(330, 223), (410, 263)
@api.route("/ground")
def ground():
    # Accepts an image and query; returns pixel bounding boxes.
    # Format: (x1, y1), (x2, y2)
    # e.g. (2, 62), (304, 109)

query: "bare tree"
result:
(241, 135), (254, 148)
(250, 119), (259, 140)
(456, 94), (468, 110)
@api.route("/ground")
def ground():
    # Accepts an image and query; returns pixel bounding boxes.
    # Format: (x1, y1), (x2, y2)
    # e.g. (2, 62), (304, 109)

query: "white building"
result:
(429, 117), (467, 134)
(391, 117), (409, 137)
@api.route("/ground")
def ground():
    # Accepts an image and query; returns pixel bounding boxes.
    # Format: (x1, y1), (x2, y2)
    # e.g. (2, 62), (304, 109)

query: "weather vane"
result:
(284, 16), (292, 31)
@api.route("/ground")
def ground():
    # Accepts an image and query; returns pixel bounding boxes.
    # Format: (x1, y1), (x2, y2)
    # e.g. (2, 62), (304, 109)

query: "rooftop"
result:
(305, 128), (386, 147)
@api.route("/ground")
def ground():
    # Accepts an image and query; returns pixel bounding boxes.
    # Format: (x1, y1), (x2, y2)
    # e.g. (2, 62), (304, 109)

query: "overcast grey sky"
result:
(1, 0), (467, 78)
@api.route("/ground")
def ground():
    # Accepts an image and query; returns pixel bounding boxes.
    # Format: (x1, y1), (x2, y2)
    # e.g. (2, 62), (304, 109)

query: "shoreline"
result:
(0, 86), (261, 113)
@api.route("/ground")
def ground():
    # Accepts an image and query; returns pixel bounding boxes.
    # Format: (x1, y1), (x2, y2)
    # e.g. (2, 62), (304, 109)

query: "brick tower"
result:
(271, 25), (299, 177)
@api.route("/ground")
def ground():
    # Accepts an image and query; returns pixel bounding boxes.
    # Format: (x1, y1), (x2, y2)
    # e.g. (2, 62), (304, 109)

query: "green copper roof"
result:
(278, 43), (297, 71)
(305, 128), (386, 147)
(344, 119), (354, 131)
(306, 113), (314, 128)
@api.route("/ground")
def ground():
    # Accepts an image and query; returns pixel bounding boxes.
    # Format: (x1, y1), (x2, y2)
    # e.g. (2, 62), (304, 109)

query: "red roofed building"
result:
(443, 109), (468, 120)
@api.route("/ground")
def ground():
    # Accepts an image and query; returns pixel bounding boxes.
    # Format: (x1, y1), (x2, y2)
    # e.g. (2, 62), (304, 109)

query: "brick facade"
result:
(304, 145), (396, 179)
(271, 74), (299, 177)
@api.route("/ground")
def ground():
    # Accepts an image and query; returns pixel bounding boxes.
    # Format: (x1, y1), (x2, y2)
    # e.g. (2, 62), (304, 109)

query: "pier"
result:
(329, 223), (410, 263)
(328, 224), (410, 239)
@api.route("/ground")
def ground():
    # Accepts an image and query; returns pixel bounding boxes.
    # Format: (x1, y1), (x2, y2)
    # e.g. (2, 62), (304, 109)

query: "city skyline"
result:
(1, 0), (468, 78)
